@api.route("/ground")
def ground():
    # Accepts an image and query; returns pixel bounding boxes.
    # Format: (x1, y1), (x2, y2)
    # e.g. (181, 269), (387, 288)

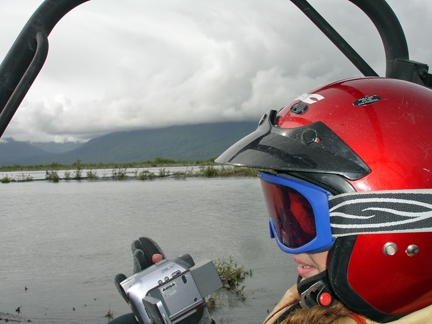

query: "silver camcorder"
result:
(120, 254), (222, 324)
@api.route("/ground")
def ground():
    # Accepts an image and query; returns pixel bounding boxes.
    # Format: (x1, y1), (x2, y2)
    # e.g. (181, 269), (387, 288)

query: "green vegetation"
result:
(1, 174), (33, 183)
(153, 157), (177, 165)
(46, 170), (60, 182)
(64, 171), (71, 180)
(72, 159), (83, 179)
(136, 169), (156, 180)
(214, 256), (253, 294)
(208, 256), (253, 311)
(16, 173), (33, 182)
(86, 169), (98, 180)
(0, 158), (261, 183)
(158, 168), (170, 177)
(0, 158), (217, 172)
(172, 167), (195, 179)
(0, 122), (258, 166)
(195, 165), (257, 177)
(74, 169), (82, 180)
(201, 165), (218, 177)
(1, 176), (13, 183)
(112, 167), (127, 180)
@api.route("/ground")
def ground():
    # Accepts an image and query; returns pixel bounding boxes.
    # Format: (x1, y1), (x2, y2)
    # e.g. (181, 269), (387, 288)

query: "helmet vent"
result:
(290, 102), (308, 115)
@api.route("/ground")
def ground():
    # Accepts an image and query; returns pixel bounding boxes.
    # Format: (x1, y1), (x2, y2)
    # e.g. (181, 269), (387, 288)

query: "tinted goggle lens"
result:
(261, 180), (316, 248)
(258, 172), (335, 254)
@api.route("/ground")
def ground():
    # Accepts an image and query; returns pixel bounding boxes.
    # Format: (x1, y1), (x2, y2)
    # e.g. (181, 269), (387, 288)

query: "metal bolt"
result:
(302, 129), (318, 144)
(418, 69), (428, 79)
(406, 244), (419, 257)
(383, 242), (397, 256)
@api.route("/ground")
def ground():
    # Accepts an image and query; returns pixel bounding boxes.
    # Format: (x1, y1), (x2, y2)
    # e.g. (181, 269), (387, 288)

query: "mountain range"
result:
(0, 121), (258, 166)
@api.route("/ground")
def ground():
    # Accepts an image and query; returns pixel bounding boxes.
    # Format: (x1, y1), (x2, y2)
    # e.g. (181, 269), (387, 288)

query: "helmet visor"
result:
(216, 110), (371, 181)
(259, 171), (335, 254)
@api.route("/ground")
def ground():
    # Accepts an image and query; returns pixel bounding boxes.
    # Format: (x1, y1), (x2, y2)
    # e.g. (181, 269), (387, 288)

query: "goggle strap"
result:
(329, 190), (432, 236)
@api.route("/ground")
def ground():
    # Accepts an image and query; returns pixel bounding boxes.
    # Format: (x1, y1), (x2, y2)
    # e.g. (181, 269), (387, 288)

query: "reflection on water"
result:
(0, 177), (298, 323)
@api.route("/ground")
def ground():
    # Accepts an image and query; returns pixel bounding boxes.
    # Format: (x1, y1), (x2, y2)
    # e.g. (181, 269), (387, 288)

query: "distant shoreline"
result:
(1, 161), (260, 183)
(0, 157), (215, 172)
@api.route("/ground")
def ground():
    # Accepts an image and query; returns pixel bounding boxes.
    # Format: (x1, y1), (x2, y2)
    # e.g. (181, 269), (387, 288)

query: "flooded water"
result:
(0, 174), (298, 324)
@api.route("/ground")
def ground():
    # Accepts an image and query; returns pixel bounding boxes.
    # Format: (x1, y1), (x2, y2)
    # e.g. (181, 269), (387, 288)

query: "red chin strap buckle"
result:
(297, 271), (336, 309)
(319, 292), (333, 307)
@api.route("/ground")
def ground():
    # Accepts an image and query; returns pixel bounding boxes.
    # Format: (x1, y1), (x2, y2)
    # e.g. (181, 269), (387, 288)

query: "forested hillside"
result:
(0, 121), (257, 166)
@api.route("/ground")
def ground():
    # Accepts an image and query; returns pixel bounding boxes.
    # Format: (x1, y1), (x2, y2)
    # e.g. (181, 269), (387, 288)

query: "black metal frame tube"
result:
(290, 0), (410, 79)
(0, 0), (89, 137)
(0, 32), (49, 136)
(290, 0), (378, 77)
(348, 0), (409, 78)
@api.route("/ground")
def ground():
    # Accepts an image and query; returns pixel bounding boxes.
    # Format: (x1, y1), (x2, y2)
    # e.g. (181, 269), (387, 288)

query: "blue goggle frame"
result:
(259, 171), (335, 254)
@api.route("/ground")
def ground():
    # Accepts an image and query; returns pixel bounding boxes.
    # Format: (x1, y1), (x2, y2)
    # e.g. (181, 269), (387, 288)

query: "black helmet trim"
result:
(215, 110), (371, 180)
(328, 236), (407, 322)
(288, 171), (357, 195)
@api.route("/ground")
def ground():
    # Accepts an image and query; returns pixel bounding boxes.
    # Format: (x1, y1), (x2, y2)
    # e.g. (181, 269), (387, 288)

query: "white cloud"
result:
(0, 0), (431, 142)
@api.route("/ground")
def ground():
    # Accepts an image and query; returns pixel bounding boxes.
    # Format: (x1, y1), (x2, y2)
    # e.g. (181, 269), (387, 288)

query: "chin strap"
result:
(297, 271), (337, 309)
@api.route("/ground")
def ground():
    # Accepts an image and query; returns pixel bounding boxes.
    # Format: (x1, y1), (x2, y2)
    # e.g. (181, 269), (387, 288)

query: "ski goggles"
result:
(258, 171), (335, 254)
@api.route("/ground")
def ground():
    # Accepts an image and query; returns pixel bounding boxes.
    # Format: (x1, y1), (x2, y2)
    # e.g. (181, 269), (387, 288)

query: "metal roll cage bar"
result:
(0, 0), (430, 138)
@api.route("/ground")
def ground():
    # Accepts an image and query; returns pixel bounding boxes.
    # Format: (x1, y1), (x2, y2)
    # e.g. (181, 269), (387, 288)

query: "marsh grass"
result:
(64, 171), (71, 180)
(201, 165), (218, 177)
(214, 256), (252, 293)
(2, 163), (260, 184)
(105, 304), (113, 320)
(112, 167), (127, 180)
(0, 158), (216, 172)
(1, 176), (13, 183)
(74, 169), (82, 180)
(16, 173), (33, 182)
(186, 167), (195, 176)
(136, 170), (156, 180)
(207, 256), (253, 310)
(86, 169), (98, 180)
(174, 167), (195, 179)
(158, 168), (170, 178)
(0, 174), (33, 183)
(46, 170), (60, 182)
(207, 296), (217, 310)
(173, 171), (187, 179)
(217, 166), (258, 177)
(194, 166), (258, 178)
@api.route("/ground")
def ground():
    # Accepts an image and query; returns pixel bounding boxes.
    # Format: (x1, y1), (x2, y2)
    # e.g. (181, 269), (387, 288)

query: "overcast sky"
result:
(0, 0), (431, 143)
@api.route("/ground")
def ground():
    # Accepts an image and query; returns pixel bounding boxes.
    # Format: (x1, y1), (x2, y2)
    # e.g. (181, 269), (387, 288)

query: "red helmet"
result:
(216, 77), (432, 322)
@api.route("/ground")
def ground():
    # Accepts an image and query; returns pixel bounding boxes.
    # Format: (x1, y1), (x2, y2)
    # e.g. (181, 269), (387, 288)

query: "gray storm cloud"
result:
(0, 0), (431, 142)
